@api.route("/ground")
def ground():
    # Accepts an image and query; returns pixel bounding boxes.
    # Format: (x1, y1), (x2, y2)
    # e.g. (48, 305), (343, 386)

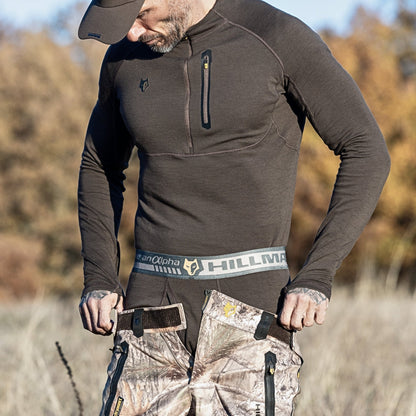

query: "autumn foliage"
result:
(0, 3), (415, 299)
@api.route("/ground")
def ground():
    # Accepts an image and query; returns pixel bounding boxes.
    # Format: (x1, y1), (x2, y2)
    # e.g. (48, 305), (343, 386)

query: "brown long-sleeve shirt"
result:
(78, 0), (390, 305)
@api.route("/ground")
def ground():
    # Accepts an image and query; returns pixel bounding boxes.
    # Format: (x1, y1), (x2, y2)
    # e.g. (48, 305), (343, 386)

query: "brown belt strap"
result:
(117, 306), (183, 337)
(254, 311), (293, 346)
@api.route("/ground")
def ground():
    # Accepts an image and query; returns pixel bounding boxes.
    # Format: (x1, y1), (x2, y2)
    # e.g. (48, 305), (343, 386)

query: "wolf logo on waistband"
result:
(183, 258), (202, 277)
(133, 247), (288, 280)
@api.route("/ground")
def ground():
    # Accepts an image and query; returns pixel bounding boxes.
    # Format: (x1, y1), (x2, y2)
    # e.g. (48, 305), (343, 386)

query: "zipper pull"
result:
(203, 55), (209, 69)
(110, 342), (129, 354)
(265, 351), (277, 375)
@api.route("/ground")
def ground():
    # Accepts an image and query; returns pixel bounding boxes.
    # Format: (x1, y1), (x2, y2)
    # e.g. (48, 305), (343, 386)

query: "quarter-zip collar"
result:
(185, 0), (223, 40)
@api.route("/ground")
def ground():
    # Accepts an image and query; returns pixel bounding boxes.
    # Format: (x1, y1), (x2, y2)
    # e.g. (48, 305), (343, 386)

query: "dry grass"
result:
(1, 289), (415, 416)
(295, 288), (416, 415)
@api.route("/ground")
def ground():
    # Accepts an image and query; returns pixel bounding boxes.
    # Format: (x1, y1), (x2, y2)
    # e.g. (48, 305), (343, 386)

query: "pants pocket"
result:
(102, 341), (129, 416)
(264, 342), (302, 416)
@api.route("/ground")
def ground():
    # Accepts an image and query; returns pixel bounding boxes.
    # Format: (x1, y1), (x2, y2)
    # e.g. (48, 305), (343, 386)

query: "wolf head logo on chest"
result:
(139, 78), (149, 92)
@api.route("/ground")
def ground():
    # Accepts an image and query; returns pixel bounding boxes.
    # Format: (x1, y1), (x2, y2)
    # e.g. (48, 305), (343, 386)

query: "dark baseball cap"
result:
(78, 0), (145, 44)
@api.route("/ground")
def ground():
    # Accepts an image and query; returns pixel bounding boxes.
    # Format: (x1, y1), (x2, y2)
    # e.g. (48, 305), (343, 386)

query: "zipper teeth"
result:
(104, 342), (129, 416)
(201, 50), (212, 129)
(184, 39), (193, 153)
(202, 55), (210, 125)
(265, 352), (276, 416)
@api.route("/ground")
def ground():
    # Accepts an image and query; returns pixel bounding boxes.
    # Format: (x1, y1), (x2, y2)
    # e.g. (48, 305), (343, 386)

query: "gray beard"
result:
(139, 24), (183, 53)
(139, 2), (190, 54)
(148, 32), (181, 54)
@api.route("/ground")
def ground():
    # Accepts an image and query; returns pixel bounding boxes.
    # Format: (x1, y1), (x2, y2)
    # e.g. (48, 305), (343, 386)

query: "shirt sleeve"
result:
(78, 47), (134, 296)
(280, 19), (390, 299)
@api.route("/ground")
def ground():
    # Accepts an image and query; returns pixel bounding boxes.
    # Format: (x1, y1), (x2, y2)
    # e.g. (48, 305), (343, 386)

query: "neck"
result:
(189, 0), (216, 27)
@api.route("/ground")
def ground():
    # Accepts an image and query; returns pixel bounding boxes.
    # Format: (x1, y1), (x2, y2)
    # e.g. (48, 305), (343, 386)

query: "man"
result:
(77, 0), (390, 414)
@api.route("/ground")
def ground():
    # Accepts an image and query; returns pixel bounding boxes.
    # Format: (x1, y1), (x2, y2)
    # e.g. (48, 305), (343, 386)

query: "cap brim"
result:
(78, 0), (144, 45)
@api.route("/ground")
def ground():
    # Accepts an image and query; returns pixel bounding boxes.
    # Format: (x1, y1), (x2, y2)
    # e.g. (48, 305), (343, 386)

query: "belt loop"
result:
(132, 309), (144, 338)
(254, 311), (274, 340)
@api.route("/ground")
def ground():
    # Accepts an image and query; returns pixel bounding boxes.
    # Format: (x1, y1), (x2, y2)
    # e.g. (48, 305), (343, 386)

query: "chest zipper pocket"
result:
(265, 351), (277, 416)
(201, 50), (212, 129)
(104, 341), (129, 416)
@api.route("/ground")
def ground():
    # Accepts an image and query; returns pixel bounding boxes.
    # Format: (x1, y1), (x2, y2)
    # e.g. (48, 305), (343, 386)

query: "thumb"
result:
(105, 293), (123, 335)
(113, 293), (124, 313)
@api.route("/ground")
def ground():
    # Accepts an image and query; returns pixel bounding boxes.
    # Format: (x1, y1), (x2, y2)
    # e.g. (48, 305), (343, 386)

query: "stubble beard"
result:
(140, 1), (191, 53)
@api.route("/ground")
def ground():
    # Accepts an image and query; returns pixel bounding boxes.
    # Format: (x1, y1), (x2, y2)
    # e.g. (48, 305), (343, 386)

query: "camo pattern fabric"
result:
(101, 290), (302, 416)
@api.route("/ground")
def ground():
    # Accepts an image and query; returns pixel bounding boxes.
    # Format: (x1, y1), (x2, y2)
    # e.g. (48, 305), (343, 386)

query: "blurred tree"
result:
(395, 0), (416, 78)
(0, 10), (106, 298)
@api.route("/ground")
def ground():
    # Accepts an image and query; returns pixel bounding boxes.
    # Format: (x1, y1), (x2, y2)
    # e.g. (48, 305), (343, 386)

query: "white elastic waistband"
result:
(133, 247), (288, 280)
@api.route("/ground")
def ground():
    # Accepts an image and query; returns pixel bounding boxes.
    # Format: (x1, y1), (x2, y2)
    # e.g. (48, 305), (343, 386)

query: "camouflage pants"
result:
(101, 290), (303, 416)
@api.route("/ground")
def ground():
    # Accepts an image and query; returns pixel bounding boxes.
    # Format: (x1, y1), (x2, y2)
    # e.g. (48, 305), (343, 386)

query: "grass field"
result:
(1, 288), (415, 415)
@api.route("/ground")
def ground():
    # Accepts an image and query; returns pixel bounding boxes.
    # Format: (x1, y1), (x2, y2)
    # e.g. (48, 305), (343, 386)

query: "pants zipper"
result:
(265, 351), (277, 416)
(201, 50), (212, 129)
(104, 341), (129, 416)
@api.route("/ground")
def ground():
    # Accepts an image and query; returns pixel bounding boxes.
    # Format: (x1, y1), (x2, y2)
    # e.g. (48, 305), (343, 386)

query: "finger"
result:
(289, 296), (309, 331)
(98, 300), (113, 333)
(79, 302), (93, 332)
(279, 294), (298, 329)
(303, 301), (316, 327)
(315, 300), (328, 325)
(114, 294), (124, 313)
(99, 293), (122, 329)
(87, 299), (107, 334)
(79, 305), (87, 329)
(96, 293), (122, 335)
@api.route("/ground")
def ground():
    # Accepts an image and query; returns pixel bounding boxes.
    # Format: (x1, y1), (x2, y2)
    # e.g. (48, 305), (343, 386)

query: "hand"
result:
(279, 287), (328, 331)
(79, 290), (124, 335)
